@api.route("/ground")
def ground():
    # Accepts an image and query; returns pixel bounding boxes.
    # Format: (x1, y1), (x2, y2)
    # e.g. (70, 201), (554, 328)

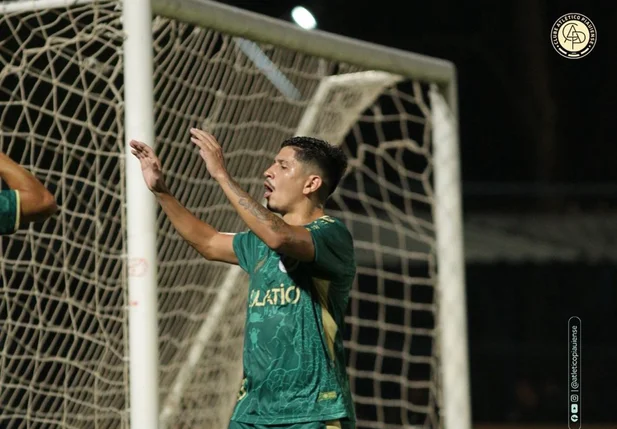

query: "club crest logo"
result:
(551, 13), (596, 59)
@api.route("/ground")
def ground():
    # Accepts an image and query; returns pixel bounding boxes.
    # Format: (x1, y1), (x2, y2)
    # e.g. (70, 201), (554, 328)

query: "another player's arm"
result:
(129, 139), (237, 265)
(0, 151), (57, 225)
(189, 128), (315, 261)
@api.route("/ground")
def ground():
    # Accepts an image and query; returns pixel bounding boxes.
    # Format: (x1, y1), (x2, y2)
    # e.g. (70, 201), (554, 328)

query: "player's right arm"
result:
(0, 151), (58, 228)
(156, 192), (237, 263)
(129, 139), (238, 265)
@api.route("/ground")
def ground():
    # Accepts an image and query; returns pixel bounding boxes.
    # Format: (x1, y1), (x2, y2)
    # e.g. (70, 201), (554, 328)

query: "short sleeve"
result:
(233, 230), (260, 273)
(0, 190), (20, 235)
(308, 216), (356, 279)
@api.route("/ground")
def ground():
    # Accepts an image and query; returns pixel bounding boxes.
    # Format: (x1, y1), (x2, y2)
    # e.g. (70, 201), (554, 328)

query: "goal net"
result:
(0, 1), (468, 429)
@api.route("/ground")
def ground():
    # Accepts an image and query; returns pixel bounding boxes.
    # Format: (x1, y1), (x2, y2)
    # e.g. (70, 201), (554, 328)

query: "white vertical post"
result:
(430, 84), (471, 429)
(123, 0), (160, 428)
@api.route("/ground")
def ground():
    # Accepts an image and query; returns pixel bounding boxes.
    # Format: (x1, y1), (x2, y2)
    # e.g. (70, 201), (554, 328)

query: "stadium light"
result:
(291, 6), (317, 30)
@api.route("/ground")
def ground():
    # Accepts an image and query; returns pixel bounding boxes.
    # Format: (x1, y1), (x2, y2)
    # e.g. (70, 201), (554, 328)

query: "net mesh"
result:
(1, 2), (443, 428)
(0, 2), (127, 428)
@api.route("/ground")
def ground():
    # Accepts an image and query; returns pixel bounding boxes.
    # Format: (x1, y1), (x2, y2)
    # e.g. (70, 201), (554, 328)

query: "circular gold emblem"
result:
(551, 13), (596, 59)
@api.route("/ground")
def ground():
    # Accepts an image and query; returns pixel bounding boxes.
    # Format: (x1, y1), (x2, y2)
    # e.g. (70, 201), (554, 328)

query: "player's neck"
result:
(282, 204), (324, 226)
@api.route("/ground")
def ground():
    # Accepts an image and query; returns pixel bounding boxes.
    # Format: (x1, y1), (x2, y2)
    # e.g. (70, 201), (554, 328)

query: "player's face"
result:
(263, 147), (310, 214)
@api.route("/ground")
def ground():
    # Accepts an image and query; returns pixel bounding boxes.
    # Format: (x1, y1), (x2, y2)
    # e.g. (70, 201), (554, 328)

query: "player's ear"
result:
(302, 175), (322, 196)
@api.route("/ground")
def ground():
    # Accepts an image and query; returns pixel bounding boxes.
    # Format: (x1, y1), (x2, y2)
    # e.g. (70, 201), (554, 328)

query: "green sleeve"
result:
(308, 216), (356, 280)
(233, 230), (260, 273)
(0, 190), (20, 235)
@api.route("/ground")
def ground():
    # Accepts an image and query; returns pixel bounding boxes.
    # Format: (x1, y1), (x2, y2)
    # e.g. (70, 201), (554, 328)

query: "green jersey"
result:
(231, 215), (356, 425)
(0, 190), (20, 235)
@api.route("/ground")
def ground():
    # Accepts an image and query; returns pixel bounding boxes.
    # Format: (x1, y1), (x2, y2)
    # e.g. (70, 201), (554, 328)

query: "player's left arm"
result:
(189, 127), (316, 260)
(219, 177), (315, 261)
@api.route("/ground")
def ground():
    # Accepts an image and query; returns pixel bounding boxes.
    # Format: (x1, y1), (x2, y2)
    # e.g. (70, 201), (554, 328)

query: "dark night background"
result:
(216, 0), (617, 425)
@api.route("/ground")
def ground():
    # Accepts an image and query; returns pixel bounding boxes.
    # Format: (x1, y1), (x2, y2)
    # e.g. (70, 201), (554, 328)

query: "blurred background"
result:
(213, 0), (617, 426)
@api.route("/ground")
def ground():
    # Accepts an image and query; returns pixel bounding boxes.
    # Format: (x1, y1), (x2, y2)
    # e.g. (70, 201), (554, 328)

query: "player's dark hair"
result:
(281, 136), (348, 201)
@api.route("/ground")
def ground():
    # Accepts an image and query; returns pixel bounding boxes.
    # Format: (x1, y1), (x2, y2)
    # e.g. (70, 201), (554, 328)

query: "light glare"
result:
(291, 6), (317, 30)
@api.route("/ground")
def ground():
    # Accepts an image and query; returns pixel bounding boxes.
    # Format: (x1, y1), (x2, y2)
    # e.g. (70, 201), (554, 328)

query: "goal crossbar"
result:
(153, 0), (457, 101)
(0, 0), (457, 107)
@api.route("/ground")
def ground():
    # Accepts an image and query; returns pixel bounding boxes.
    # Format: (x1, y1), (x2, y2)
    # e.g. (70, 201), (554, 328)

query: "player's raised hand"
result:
(190, 128), (228, 180)
(129, 140), (168, 194)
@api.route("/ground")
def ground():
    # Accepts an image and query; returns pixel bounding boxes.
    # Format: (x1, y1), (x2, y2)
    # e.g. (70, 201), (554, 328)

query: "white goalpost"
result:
(0, 0), (470, 428)
(123, 0), (160, 428)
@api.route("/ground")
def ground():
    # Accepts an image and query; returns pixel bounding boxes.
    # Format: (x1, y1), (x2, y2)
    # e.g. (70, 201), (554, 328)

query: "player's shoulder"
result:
(0, 189), (17, 197)
(235, 229), (269, 249)
(0, 189), (18, 206)
(307, 215), (352, 235)
(0, 189), (20, 235)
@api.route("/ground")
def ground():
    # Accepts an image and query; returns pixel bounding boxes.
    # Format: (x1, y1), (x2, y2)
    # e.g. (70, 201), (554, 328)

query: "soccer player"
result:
(130, 129), (356, 429)
(0, 151), (57, 235)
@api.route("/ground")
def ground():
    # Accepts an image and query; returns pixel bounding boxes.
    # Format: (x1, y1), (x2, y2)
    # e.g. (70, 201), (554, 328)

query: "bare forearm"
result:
(156, 191), (218, 252)
(217, 174), (289, 247)
(0, 152), (46, 192)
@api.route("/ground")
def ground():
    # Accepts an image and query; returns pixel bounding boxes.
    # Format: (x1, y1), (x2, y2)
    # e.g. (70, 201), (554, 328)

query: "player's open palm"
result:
(130, 140), (167, 194)
(189, 128), (227, 180)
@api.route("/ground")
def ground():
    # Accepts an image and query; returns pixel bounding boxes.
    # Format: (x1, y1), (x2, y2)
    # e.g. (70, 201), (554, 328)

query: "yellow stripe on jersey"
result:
(14, 189), (21, 231)
(312, 277), (337, 361)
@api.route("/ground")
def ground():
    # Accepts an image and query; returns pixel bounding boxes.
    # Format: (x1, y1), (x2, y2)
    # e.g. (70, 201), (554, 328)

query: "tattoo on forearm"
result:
(226, 178), (287, 233)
